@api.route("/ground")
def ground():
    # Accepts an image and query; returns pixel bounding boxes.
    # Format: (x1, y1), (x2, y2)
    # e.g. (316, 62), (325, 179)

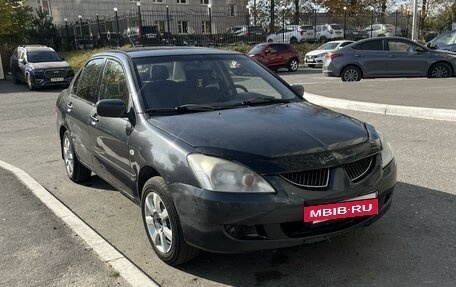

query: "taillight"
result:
(325, 53), (342, 60)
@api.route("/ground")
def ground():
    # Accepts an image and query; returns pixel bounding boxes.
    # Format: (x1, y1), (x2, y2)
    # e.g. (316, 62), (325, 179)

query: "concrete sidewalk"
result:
(0, 168), (130, 287)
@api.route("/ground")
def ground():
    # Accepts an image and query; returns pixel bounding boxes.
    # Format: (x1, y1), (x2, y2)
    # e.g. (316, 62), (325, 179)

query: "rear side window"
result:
(356, 40), (384, 51)
(73, 58), (105, 103)
(330, 24), (342, 30)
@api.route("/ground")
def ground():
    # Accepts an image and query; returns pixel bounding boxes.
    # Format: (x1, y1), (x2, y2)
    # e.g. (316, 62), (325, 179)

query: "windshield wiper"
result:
(147, 104), (217, 113)
(241, 97), (292, 106)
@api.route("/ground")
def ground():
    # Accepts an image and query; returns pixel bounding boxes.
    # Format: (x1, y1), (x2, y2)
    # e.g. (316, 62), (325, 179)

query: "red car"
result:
(247, 42), (300, 72)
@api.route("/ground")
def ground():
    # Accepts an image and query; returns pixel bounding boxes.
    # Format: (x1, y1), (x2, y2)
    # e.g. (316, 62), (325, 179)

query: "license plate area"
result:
(51, 77), (64, 82)
(304, 193), (378, 223)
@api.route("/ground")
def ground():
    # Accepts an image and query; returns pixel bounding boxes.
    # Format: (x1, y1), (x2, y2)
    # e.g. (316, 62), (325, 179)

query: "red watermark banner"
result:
(304, 199), (378, 223)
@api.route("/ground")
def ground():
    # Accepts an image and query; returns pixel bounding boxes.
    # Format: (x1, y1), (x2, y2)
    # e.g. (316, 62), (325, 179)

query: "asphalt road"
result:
(0, 79), (455, 286)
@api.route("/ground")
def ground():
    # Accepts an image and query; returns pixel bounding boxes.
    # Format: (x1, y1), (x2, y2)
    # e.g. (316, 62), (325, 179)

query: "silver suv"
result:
(362, 24), (402, 38)
(315, 24), (344, 42)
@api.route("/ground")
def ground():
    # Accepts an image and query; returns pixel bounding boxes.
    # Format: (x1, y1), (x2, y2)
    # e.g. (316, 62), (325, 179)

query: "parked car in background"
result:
(267, 25), (314, 43)
(305, 40), (354, 68)
(344, 25), (369, 41)
(96, 32), (126, 47)
(426, 29), (456, 52)
(322, 37), (456, 81)
(315, 24), (344, 42)
(362, 24), (401, 38)
(10, 45), (74, 90)
(220, 25), (266, 44)
(56, 46), (396, 265)
(248, 42), (300, 71)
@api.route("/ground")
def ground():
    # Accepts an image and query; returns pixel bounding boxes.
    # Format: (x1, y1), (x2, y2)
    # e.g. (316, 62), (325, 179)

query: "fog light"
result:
(225, 224), (263, 239)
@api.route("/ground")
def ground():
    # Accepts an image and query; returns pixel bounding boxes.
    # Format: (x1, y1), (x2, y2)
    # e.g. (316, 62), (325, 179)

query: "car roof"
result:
(22, 46), (55, 52)
(93, 47), (242, 59)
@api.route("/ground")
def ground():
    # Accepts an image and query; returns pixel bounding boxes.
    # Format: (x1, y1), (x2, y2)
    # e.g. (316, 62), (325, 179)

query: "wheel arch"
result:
(137, 165), (161, 200)
(59, 126), (68, 159)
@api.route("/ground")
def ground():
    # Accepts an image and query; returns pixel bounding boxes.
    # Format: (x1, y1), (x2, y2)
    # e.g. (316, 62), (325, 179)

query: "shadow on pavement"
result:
(0, 79), (66, 93)
(177, 181), (456, 286)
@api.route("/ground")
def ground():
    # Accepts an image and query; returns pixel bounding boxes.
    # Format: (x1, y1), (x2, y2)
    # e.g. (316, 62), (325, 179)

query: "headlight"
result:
(317, 53), (326, 58)
(376, 129), (394, 168)
(187, 154), (275, 193)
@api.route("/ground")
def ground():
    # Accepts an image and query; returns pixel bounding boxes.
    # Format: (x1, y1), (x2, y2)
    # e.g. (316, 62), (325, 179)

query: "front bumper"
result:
(170, 158), (397, 253)
(33, 75), (73, 87)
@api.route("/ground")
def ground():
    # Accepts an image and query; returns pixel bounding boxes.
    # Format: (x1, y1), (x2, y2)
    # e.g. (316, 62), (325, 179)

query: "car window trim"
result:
(100, 57), (132, 109)
(70, 57), (106, 106)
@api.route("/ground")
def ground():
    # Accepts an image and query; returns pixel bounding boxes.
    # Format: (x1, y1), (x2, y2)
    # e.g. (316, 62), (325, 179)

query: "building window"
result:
(36, 0), (51, 16)
(202, 21), (211, 34)
(201, 0), (209, 4)
(152, 0), (165, 3)
(229, 4), (236, 16)
(178, 21), (188, 34)
(154, 21), (165, 32)
(177, 0), (187, 3)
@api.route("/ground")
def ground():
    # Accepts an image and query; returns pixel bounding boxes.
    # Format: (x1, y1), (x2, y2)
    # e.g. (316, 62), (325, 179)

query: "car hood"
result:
(28, 61), (71, 70)
(148, 102), (377, 173)
(306, 49), (330, 56)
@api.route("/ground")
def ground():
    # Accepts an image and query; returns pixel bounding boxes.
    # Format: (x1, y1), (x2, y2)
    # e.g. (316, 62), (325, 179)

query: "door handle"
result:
(66, 102), (73, 112)
(90, 114), (99, 124)
(388, 54), (395, 58)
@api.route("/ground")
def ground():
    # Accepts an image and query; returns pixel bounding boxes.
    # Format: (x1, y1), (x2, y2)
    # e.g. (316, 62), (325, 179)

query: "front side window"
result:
(74, 58), (105, 103)
(387, 40), (418, 52)
(133, 54), (300, 112)
(99, 59), (129, 104)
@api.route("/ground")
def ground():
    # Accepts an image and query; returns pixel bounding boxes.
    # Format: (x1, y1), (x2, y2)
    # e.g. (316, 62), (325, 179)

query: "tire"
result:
(428, 62), (452, 78)
(141, 177), (199, 265)
(319, 36), (327, 43)
(288, 58), (299, 72)
(267, 39), (273, 42)
(26, 73), (36, 91)
(290, 37), (298, 44)
(62, 131), (91, 183)
(341, 66), (362, 82)
(11, 71), (21, 84)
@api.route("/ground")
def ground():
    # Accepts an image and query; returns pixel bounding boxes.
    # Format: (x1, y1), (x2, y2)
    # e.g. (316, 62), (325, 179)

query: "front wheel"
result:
(341, 66), (362, 82)
(428, 62), (451, 78)
(288, 58), (299, 72)
(26, 73), (35, 90)
(141, 177), (199, 265)
(62, 131), (91, 182)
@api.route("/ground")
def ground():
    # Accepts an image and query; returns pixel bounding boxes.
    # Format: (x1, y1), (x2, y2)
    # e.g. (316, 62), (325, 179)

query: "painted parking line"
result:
(0, 159), (159, 287)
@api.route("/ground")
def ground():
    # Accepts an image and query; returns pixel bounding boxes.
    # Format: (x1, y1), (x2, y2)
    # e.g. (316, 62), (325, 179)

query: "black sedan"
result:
(56, 47), (396, 265)
(323, 36), (456, 81)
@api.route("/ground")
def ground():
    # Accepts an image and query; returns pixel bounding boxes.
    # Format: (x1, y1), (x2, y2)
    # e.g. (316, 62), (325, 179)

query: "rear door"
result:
(89, 58), (135, 195)
(65, 58), (105, 169)
(386, 39), (426, 76)
(351, 39), (388, 76)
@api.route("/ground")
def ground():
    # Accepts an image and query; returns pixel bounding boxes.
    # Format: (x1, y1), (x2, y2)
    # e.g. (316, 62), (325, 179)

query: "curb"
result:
(0, 160), (159, 287)
(304, 92), (456, 122)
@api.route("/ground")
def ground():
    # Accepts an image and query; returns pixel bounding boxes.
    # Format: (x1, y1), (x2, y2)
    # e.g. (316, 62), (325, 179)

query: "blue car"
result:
(427, 29), (456, 52)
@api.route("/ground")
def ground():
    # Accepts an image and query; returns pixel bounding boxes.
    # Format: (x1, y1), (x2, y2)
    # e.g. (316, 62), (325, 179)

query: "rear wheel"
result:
(62, 131), (91, 182)
(141, 177), (199, 265)
(290, 37), (298, 44)
(267, 39), (273, 43)
(341, 66), (362, 82)
(319, 36), (327, 43)
(428, 62), (451, 78)
(288, 58), (299, 72)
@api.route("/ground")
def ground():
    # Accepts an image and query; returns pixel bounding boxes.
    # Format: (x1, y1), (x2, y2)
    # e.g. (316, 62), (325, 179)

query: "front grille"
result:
(280, 168), (330, 188)
(342, 156), (374, 182)
(45, 69), (67, 78)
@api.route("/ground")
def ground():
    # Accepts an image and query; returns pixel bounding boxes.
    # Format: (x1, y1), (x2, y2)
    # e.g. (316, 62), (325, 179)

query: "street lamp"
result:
(370, 7), (374, 38)
(395, 10), (398, 36)
(96, 13), (101, 41)
(137, 2), (143, 46)
(343, 6), (347, 39)
(114, 7), (120, 47)
(166, 6), (171, 45)
(78, 15), (86, 50)
(417, 7), (422, 40)
(282, 6), (285, 43)
(64, 18), (70, 47)
(208, 4), (212, 40)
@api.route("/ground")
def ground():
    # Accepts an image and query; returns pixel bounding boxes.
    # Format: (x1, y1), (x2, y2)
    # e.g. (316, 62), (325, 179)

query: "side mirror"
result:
(290, 84), (304, 98)
(96, 99), (126, 118)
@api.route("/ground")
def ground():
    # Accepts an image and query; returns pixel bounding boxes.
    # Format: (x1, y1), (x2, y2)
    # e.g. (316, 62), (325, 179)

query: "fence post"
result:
(137, 2), (143, 46)
(166, 6), (171, 44)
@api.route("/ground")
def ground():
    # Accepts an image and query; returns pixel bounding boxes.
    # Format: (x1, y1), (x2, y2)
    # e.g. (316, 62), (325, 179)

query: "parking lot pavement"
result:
(280, 69), (456, 110)
(0, 168), (129, 287)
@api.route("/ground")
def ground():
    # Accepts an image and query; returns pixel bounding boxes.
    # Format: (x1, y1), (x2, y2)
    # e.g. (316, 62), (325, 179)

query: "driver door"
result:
(386, 39), (426, 76)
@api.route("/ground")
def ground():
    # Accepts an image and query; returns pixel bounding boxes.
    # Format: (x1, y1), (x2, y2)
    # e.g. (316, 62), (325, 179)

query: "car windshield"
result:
(27, 51), (61, 63)
(429, 30), (456, 46)
(133, 54), (300, 114)
(248, 44), (266, 54)
(318, 42), (340, 50)
(330, 24), (342, 30)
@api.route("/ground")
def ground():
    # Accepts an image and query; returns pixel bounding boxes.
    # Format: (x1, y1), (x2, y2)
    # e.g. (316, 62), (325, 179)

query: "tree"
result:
(28, 8), (57, 47)
(0, 0), (33, 44)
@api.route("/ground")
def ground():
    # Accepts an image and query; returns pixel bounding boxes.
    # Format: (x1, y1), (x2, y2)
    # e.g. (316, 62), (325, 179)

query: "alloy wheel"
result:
(431, 65), (449, 78)
(289, 59), (299, 71)
(343, 68), (360, 81)
(144, 192), (173, 254)
(63, 136), (74, 177)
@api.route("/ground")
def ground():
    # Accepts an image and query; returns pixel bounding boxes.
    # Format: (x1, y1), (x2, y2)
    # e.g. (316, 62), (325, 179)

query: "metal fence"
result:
(57, 9), (416, 50)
